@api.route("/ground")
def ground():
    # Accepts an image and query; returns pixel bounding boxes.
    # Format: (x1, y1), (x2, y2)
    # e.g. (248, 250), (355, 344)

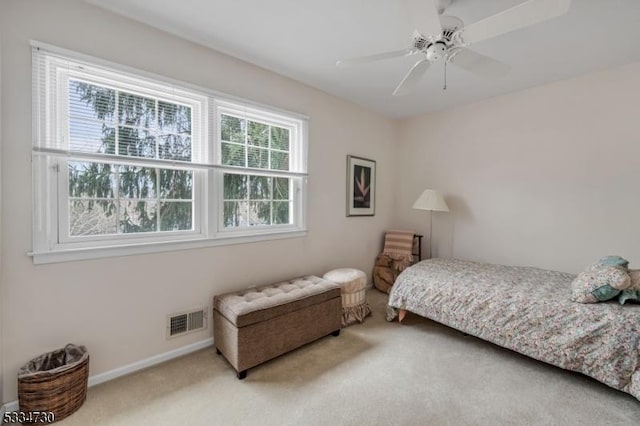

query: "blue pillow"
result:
(592, 285), (621, 301)
(599, 256), (629, 268)
(618, 290), (640, 305)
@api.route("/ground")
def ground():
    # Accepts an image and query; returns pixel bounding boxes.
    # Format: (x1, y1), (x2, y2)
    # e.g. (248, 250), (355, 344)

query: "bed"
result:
(386, 258), (640, 401)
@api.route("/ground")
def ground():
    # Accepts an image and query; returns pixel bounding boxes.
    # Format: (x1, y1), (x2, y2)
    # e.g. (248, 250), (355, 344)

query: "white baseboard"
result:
(87, 338), (213, 387)
(3, 338), (213, 413)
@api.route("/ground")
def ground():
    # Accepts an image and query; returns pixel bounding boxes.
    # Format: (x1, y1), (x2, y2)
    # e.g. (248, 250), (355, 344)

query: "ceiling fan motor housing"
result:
(412, 15), (464, 63)
(426, 42), (447, 61)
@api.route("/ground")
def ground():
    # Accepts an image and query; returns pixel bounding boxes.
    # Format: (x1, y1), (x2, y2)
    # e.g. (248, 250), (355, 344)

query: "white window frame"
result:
(56, 71), (207, 247)
(31, 42), (308, 264)
(213, 101), (307, 239)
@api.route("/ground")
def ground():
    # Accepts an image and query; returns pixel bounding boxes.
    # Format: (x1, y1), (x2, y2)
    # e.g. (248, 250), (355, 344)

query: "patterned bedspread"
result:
(387, 258), (640, 400)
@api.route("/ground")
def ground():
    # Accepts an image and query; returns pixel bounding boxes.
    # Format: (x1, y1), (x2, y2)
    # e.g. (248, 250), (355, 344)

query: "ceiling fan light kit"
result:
(425, 42), (446, 62)
(337, 0), (572, 96)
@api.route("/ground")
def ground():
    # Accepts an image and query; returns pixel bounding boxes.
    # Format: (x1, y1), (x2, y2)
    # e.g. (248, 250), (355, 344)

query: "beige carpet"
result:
(59, 290), (640, 425)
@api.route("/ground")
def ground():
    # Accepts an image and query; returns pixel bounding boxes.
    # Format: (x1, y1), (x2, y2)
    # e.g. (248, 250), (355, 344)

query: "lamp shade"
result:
(412, 189), (449, 212)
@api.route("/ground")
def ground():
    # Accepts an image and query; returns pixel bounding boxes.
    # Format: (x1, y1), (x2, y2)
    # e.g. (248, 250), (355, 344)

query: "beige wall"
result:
(3, 0), (639, 406)
(0, 0), (398, 401)
(396, 61), (640, 274)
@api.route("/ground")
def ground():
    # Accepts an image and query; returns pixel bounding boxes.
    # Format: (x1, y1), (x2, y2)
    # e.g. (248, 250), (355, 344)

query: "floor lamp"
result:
(412, 189), (450, 259)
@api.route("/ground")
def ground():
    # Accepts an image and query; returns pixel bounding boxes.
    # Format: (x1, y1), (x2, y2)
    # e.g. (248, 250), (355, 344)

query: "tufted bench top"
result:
(214, 275), (341, 328)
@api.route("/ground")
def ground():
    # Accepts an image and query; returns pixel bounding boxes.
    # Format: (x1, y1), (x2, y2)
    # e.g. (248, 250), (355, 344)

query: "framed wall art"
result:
(346, 155), (376, 216)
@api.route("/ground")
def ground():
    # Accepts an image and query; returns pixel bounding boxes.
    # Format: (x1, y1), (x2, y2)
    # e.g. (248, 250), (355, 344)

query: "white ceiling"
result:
(88, 0), (640, 118)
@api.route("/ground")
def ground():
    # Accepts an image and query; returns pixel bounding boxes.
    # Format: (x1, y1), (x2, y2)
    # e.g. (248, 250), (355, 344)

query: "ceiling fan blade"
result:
(461, 0), (571, 45)
(450, 48), (511, 78)
(405, 0), (442, 37)
(336, 48), (415, 67)
(393, 58), (431, 96)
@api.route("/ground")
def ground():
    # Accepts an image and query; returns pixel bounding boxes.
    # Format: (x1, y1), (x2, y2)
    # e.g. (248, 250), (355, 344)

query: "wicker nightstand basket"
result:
(18, 344), (89, 423)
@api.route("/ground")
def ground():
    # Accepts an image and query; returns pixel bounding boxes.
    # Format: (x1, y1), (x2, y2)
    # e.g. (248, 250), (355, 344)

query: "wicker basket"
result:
(18, 344), (89, 423)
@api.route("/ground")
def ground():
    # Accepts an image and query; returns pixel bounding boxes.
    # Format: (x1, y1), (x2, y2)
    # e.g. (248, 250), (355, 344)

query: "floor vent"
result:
(167, 308), (207, 339)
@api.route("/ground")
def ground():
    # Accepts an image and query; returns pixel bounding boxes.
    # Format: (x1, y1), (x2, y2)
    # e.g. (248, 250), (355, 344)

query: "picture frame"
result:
(346, 155), (376, 216)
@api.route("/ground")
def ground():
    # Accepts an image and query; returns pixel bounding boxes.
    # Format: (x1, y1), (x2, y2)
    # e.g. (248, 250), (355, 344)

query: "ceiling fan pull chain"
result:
(443, 60), (447, 90)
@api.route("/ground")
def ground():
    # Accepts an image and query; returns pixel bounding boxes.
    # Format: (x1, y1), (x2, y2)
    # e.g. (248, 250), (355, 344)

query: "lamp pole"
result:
(429, 210), (433, 259)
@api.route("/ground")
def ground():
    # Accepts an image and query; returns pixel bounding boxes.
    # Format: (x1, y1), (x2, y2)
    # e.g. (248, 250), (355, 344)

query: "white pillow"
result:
(628, 269), (640, 290)
(571, 263), (631, 304)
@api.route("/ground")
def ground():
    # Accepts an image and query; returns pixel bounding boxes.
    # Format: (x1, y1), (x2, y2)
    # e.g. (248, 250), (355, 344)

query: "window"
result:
(216, 104), (305, 234)
(63, 80), (201, 241)
(32, 44), (308, 263)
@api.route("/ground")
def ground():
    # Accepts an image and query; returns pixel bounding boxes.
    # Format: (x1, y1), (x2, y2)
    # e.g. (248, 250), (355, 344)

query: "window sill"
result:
(29, 229), (308, 264)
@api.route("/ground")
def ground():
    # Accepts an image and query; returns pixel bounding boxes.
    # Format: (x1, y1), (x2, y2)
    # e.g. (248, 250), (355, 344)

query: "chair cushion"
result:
(214, 275), (340, 327)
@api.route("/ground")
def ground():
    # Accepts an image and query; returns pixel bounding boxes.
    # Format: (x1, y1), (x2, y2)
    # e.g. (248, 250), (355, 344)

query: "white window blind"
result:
(31, 42), (308, 263)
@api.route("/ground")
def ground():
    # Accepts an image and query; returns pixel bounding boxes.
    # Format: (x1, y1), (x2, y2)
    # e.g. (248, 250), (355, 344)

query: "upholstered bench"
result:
(213, 275), (341, 379)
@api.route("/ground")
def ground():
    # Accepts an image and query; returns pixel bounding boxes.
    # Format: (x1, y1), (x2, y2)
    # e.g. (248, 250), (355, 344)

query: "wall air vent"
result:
(167, 308), (207, 339)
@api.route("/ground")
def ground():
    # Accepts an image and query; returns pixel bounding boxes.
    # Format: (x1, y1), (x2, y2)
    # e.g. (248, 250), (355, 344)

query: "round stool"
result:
(323, 268), (371, 327)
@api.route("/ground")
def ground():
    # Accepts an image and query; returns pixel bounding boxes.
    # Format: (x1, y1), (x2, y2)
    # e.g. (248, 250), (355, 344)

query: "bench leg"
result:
(237, 370), (247, 380)
(216, 347), (221, 355)
(331, 329), (340, 337)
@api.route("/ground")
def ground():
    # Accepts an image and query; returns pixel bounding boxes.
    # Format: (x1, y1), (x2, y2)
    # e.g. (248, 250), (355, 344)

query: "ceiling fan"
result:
(336, 0), (572, 96)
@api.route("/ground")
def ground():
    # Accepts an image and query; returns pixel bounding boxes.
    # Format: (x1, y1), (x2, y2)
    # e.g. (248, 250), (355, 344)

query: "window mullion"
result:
(156, 168), (161, 232)
(115, 91), (120, 155)
(245, 174), (250, 227)
(268, 125), (272, 173)
(244, 118), (249, 168)
(155, 98), (161, 233)
(115, 164), (121, 234)
(57, 159), (65, 246)
(155, 98), (160, 159)
(244, 118), (250, 226)
(269, 177), (274, 225)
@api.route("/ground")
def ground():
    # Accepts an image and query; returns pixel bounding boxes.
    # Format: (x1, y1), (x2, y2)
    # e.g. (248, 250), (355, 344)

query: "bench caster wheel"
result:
(237, 370), (247, 380)
(331, 329), (340, 337)
(216, 348), (221, 355)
